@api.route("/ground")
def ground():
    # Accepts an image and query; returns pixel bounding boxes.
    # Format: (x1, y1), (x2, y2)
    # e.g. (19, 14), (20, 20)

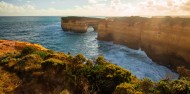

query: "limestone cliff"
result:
(98, 16), (190, 70)
(61, 16), (190, 70)
(61, 17), (102, 33)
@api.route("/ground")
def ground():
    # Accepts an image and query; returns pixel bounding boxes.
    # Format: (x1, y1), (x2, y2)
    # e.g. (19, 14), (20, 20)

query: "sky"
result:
(0, 0), (190, 16)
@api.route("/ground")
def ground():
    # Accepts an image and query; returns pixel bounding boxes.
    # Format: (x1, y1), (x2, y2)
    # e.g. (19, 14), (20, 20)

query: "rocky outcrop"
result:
(61, 17), (103, 33)
(61, 16), (190, 70)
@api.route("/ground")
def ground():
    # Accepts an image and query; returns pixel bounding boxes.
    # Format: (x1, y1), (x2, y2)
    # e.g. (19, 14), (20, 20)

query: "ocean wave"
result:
(99, 42), (179, 81)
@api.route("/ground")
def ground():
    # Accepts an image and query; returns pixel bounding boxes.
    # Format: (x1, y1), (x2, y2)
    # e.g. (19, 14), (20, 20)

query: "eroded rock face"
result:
(98, 17), (190, 70)
(61, 16), (190, 70)
(61, 17), (102, 33)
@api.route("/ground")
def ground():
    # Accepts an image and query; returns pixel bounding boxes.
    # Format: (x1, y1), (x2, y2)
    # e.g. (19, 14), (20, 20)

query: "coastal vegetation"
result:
(0, 40), (190, 94)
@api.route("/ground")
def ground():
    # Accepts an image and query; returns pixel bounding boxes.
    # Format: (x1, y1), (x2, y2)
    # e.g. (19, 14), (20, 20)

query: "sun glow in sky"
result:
(0, 0), (190, 16)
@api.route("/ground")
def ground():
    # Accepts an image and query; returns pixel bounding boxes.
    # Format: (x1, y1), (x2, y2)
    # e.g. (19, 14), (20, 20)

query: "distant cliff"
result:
(61, 16), (190, 70)
(61, 17), (103, 33)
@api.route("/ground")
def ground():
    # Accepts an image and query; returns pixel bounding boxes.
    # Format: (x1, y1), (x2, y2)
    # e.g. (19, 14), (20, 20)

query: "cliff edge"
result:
(0, 40), (190, 94)
(61, 16), (190, 70)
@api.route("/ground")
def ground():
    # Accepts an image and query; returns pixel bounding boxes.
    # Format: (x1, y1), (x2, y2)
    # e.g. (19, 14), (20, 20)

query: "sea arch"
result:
(61, 17), (103, 33)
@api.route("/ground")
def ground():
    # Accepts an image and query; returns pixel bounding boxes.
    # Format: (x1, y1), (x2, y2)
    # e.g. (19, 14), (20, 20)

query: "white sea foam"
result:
(99, 42), (179, 81)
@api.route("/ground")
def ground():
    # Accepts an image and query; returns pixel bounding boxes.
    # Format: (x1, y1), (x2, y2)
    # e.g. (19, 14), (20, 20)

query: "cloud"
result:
(0, 1), (111, 16)
(26, 1), (31, 3)
(88, 0), (98, 4)
(137, 0), (190, 16)
(0, 1), (72, 16)
(0, 0), (190, 16)
(85, 0), (189, 16)
(50, 1), (56, 4)
(88, 0), (107, 4)
(0, 1), (35, 15)
(180, 0), (190, 11)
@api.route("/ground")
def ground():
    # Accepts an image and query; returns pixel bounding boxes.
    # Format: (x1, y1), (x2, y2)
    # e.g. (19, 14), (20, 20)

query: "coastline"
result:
(61, 16), (190, 70)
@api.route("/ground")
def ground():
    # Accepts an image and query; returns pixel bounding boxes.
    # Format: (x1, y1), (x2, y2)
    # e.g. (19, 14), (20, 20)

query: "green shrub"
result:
(33, 51), (48, 59)
(156, 80), (170, 94)
(78, 63), (132, 94)
(21, 46), (52, 59)
(0, 52), (20, 65)
(73, 54), (86, 64)
(95, 55), (107, 65)
(47, 50), (55, 54)
(170, 80), (190, 94)
(45, 53), (68, 61)
(114, 82), (141, 94)
(1, 58), (9, 64)
(42, 58), (64, 66)
(21, 46), (36, 56)
(6, 58), (17, 68)
(41, 58), (66, 71)
(86, 59), (93, 67)
(14, 54), (42, 71)
(139, 78), (154, 93)
(60, 89), (70, 94)
(67, 55), (74, 62)
(104, 64), (132, 83)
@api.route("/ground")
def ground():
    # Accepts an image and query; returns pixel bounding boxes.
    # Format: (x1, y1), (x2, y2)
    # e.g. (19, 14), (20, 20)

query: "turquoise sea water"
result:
(0, 16), (178, 81)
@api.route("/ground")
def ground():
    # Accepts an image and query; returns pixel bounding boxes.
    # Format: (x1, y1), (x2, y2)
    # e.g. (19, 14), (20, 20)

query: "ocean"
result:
(0, 16), (178, 81)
